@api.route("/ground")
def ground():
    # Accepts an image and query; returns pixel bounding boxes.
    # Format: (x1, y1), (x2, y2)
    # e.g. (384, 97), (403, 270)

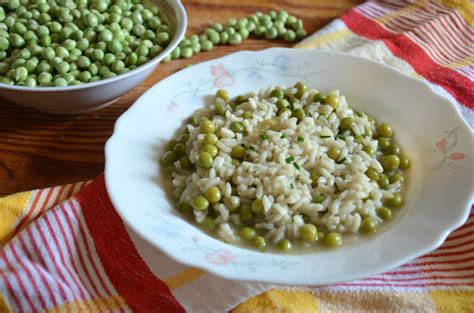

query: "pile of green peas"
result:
(162, 83), (410, 252)
(0, 0), (173, 86)
(163, 10), (307, 61)
(0, 0), (307, 87)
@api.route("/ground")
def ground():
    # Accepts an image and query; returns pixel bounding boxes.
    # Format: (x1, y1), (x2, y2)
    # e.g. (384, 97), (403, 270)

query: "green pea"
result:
(278, 239), (292, 251)
(54, 77), (68, 87)
(161, 151), (176, 166)
(378, 137), (391, 151)
(284, 30), (296, 42)
(103, 53), (115, 66)
(361, 145), (374, 157)
(200, 216), (215, 229)
(173, 143), (187, 158)
(239, 227), (256, 241)
(300, 224), (318, 242)
(389, 173), (404, 185)
(197, 152), (213, 169)
(386, 192), (403, 208)
(79, 71), (91, 82)
(202, 144), (218, 157)
(179, 156), (192, 170)
(384, 143), (400, 155)
(201, 40), (213, 51)
(328, 147), (341, 161)
(228, 33), (242, 45)
(378, 123), (394, 138)
(230, 121), (244, 133)
(378, 174), (389, 189)
(156, 32), (170, 45)
(313, 194), (324, 204)
(37, 72), (52, 85)
(294, 82), (307, 98)
(10, 33), (25, 48)
(251, 199), (264, 214)
(239, 204), (253, 223)
(14, 66), (28, 82)
(0, 76), (13, 84)
(219, 32), (229, 45)
(399, 154), (411, 169)
(203, 134), (218, 145)
(366, 167), (379, 181)
(383, 155), (400, 170)
(317, 93), (336, 109)
(324, 232), (342, 248)
(180, 47), (193, 58)
(310, 171), (319, 187)
(205, 186), (221, 204)
(276, 99), (289, 110)
(179, 134), (189, 144)
(292, 109), (305, 122)
(192, 196), (209, 211)
(231, 146), (245, 159)
(360, 217), (377, 234)
(0, 37), (9, 51)
(253, 236), (266, 251)
(55, 62), (70, 75)
(340, 117), (354, 131)
(25, 77), (36, 87)
(208, 31), (220, 45)
(209, 106), (223, 119)
(200, 120), (215, 134)
(270, 88), (284, 100)
(377, 207), (393, 221)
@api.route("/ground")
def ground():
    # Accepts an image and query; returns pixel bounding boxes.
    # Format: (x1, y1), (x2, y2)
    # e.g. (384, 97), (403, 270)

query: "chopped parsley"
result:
(281, 133), (287, 139)
(290, 183), (294, 189)
(293, 163), (301, 170)
(249, 145), (257, 152)
(285, 156), (294, 163)
(260, 134), (268, 141)
(337, 157), (347, 164)
(297, 137), (304, 143)
(336, 135), (346, 141)
(320, 135), (331, 138)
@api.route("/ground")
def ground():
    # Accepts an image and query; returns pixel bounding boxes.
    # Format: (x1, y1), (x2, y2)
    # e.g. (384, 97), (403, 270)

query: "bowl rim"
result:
(0, 0), (187, 92)
(105, 48), (474, 285)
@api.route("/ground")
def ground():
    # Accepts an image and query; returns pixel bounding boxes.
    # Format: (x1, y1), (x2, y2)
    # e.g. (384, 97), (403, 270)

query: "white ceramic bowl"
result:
(105, 48), (473, 285)
(0, 0), (186, 115)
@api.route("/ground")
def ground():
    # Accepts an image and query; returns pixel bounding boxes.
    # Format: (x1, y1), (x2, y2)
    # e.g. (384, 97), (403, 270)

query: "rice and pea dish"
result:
(161, 82), (411, 252)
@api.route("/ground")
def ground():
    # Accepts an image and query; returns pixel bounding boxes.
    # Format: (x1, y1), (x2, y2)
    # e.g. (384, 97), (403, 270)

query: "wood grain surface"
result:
(0, 0), (362, 196)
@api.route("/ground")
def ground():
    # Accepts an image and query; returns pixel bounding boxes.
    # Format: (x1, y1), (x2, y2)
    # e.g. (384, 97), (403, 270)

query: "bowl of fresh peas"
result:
(0, 0), (186, 114)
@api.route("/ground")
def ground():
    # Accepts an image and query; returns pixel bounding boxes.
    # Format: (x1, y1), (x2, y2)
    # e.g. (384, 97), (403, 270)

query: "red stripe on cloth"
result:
(17, 234), (60, 307)
(68, 200), (123, 310)
(50, 208), (96, 311)
(76, 175), (185, 313)
(384, 265), (474, 276)
(60, 203), (104, 301)
(340, 9), (474, 108)
(25, 226), (69, 303)
(8, 240), (49, 309)
(364, 274), (474, 283)
(439, 238), (474, 251)
(0, 260), (30, 311)
(447, 230), (474, 242)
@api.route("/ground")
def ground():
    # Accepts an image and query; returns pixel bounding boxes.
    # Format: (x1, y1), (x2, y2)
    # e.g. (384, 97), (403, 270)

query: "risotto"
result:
(161, 83), (411, 252)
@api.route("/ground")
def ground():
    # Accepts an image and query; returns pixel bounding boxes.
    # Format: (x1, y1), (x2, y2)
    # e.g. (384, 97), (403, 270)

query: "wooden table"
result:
(0, 0), (362, 196)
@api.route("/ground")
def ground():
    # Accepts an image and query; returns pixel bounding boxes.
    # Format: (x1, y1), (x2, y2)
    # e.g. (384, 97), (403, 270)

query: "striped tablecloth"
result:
(1, 0), (473, 312)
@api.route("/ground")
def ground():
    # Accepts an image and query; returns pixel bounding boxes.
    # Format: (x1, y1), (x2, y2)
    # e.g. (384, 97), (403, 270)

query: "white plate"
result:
(105, 48), (473, 285)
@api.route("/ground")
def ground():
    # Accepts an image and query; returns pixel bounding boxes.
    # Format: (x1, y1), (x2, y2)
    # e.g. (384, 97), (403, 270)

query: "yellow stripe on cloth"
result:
(232, 289), (319, 313)
(163, 268), (205, 290)
(44, 295), (126, 312)
(430, 290), (474, 312)
(0, 292), (13, 313)
(446, 55), (474, 70)
(296, 29), (352, 49)
(442, 0), (474, 28)
(0, 191), (30, 245)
